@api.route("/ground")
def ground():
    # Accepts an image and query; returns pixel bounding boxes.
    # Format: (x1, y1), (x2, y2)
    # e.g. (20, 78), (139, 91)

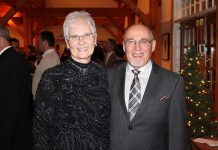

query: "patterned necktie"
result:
(128, 69), (141, 121)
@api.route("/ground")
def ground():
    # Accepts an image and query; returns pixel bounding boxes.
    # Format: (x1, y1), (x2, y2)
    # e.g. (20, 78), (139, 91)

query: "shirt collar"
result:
(127, 60), (152, 74)
(42, 49), (55, 58)
(0, 46), (11, 55)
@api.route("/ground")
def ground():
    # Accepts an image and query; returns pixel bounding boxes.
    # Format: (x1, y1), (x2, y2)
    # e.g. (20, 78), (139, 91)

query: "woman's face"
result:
(66, 19), (96, 64)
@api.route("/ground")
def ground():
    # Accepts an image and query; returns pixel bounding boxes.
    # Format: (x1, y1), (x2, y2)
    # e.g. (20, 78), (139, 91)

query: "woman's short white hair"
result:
(63, 11), (96, 39)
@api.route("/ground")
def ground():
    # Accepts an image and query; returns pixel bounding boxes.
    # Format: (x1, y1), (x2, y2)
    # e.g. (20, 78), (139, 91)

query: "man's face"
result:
(10, 41), (19, 51)
(103, 40), (113, 53)
(37, 35), (45, 53)
(123, 25), (156, 69)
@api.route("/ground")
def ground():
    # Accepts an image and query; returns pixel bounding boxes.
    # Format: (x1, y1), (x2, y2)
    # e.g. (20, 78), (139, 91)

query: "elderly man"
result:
(0, 26), (32, 150)
(108, 24), (187, 150)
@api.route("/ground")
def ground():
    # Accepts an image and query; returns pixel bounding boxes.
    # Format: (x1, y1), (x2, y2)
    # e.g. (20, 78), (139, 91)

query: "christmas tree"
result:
(180, 46), (218, 139)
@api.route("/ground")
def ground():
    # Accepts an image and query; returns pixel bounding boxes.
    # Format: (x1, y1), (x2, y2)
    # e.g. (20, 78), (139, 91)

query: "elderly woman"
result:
(33, 11), (110, 150)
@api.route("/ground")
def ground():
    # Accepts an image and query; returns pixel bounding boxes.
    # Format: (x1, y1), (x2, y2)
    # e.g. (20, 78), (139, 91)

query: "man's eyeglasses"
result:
(67, 32), (96, 42)
(124, 39), (153, 47)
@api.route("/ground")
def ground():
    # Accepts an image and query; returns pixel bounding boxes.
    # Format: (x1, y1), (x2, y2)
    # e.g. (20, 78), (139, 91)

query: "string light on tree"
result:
(180, 46), (218, 140)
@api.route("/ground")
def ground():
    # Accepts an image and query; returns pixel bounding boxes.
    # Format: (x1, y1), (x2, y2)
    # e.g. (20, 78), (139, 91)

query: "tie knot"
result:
(132, 69), (140, 76)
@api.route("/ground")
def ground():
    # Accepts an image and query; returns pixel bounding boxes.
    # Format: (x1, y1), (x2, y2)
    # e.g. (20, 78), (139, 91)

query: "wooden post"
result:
(122, 0), (151, 27)
(127, 14), (135, 27)
(150, 0), (162, 65)
(23, 14), (32, 56)
(215, 0), (218, 118)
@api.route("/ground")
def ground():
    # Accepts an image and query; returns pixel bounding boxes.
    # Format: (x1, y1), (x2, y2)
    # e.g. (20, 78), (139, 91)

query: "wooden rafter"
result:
(30, 8), (132, 18)
(107, 17), (125, 33)
(215, 0), (218, 117)
(95, 18), (121, 26)
(1, 16), (126, 27)
(31, 17), (124, 27)
(103, 26), (123, 43)
(29, 0), (45, 8)
(122, 0), (151, 27)
(7, 19), (24, 36)
(0, 0), (28, 26)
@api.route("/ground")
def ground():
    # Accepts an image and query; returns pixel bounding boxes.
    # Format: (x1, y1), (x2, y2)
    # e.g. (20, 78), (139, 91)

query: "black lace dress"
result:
(33, 58), (110, 150)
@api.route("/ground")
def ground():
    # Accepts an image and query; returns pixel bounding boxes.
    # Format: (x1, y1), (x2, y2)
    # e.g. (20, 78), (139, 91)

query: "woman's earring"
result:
(94, 43), (97, 47)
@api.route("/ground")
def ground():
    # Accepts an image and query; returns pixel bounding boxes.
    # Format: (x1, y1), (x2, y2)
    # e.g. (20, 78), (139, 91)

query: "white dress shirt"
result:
(32, 49), (60, 99)
(124, 60), (152, 110)
(104, 51), (113, 65)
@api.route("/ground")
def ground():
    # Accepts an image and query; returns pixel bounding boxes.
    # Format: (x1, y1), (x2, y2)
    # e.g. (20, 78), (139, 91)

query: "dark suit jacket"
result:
(0, 47), (33, 150)
(105, 51), (123, 68)
(108, 61), (187, 150)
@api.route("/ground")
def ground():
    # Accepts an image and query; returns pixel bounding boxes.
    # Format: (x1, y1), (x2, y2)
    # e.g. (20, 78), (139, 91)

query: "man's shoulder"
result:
(1, 47), (26, 63)
(44, 51), (60, 59)
(107, 61), (126, 71)
(107, 61), (126, 78)
(152, 62), (182, 80)
(40, 53), (60, 65)
(3, 46), (22, 56)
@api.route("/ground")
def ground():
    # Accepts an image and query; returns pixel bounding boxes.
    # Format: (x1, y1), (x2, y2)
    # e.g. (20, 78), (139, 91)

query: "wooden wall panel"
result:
(215, 0), (218, 116)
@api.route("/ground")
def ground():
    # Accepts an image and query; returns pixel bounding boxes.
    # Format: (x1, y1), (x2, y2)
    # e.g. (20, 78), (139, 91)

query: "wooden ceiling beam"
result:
(95, 18), (118, 25)
(0, 16), (23, 25)
(29, 0), (45, 8)
(107, 17), (125, 33)
(103, 26), (123, 43)
(32, 17), (121, 26)
(122, 0), (151, 27)
(0, 0), (28, 26)
(30, 8), (132, 18)
(7, 20), (24, 37)
(11, 17), (23, 25)
(1, 16), (124, 27)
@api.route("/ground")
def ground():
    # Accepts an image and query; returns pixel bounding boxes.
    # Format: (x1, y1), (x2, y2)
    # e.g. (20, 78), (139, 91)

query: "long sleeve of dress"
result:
(33, 71), (55, 150)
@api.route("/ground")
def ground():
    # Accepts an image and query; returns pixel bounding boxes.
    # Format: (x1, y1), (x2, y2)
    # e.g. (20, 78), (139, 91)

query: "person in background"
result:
(34, 48), (43, 68)
(0, 26), (32, 150)
(32, 31), (60, 100)
(103, 38), (121, 68)
(9, 37), (26, 57)
(115, 43), (125, 59)
(108, 24), (187, 150)
(91, 43), (104, 65)
(33, 11), (110, 150)
(60, 47), (70, 62)
(9, 37), (19, 51)
(26, 45), (37, 76)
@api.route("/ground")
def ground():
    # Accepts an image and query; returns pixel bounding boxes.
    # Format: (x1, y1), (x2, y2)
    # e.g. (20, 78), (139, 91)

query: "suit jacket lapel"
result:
(131, 62), (160, 121)
(117, 63), (129, 119)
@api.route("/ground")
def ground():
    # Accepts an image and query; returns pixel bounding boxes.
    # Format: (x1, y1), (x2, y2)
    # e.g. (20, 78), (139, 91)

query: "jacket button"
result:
(129, 126), (133, 130)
